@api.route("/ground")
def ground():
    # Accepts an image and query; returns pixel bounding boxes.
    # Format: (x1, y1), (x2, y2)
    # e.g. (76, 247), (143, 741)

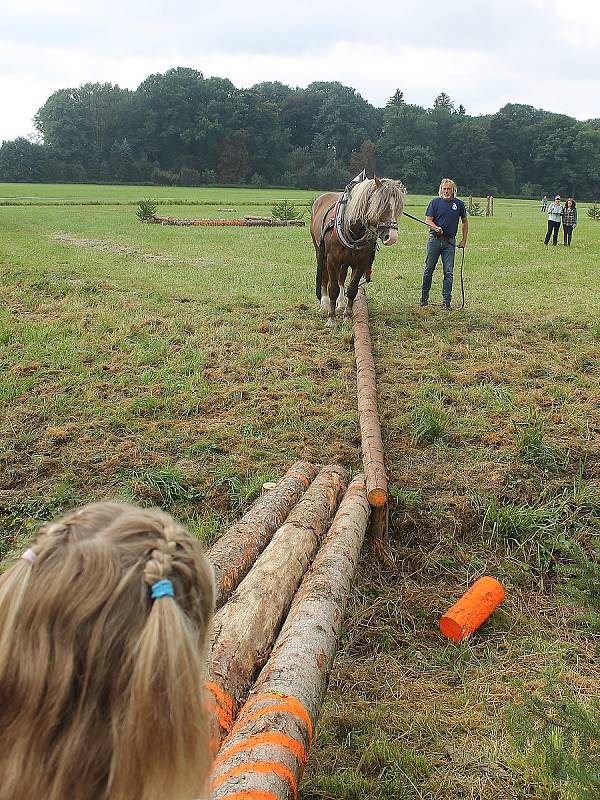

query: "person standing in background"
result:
(544, 195), (563, 245)
(541, 194), (548, 211)
(562, 197), (577, 246)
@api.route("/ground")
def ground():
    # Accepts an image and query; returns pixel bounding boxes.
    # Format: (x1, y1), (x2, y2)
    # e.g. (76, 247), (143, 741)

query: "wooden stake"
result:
(208, 461), (317, 609)
(211, 475), (370, 800)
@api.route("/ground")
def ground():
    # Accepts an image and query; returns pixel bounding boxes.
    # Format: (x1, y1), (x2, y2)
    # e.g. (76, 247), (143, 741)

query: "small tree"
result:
(271, 199), (302, 221)
(136, 198), (157, 221)
(587, 204), (600, 220)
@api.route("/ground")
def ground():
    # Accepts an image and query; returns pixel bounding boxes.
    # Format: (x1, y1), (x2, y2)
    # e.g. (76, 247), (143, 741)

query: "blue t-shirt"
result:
(425, 196), (467, 238)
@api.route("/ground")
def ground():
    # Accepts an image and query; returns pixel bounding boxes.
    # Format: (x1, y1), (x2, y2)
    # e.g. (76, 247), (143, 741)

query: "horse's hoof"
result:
(342, 315), (351, 326)
(325, 317), (337, 329)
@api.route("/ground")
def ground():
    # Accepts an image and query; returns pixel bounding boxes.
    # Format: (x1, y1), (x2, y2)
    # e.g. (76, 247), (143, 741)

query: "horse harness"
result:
(319, 170), (397, 254)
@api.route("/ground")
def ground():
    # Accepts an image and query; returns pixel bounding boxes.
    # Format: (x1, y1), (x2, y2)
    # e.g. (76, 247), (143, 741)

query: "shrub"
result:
(177, 167), (203, 186)
(136, 198), (157, 221)
(271, 199), (303, 220)
(587, 204), (600, 220)
(151, 167), (177, 186)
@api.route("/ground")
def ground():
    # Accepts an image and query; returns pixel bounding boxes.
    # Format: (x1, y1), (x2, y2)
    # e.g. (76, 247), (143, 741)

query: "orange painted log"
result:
(210, 475), (370, 800)
(352, 289), (387, 508)
(439, 576), (505, 642)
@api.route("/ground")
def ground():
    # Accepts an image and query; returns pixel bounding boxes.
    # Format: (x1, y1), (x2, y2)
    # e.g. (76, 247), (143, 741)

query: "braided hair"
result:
(0, 502), (214, 800)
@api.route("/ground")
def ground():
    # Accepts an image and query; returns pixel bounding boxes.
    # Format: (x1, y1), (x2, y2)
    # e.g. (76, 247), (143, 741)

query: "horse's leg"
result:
(343, 266), (363, 324)
(319, 245), (330, 314)
(325, 256), (340, 328)
(336, 266), (348, 311)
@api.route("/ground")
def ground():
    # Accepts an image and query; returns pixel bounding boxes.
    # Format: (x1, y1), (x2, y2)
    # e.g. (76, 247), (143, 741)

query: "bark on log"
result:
(207, 465), (347, 741)
(352, 288), (388, 508)
(208, 461), (317, 609)
(210, 475), (370, 800)
(369, 502), (393, 566)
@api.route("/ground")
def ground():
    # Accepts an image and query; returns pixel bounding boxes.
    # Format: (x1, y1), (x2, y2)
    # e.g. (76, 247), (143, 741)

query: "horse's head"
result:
(346, 176), (406, 246)
(371, 176), (406, 245)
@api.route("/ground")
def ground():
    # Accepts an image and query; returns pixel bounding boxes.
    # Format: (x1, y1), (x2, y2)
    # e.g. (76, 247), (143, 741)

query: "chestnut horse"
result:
(310, 173), (406, 327)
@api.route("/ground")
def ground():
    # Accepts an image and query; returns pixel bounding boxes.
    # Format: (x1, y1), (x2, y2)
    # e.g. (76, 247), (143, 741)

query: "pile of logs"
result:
(144, 215), (305, 227)
(205, 460), (370, 799)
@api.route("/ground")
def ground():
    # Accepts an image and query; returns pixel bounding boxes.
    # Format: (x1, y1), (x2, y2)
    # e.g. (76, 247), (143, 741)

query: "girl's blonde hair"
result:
(0, 502), (215, 800)
(438, 178), (458, 197)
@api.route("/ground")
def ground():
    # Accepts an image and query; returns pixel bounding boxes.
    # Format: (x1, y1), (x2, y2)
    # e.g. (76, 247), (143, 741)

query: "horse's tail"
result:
(316, 237), (325, 300)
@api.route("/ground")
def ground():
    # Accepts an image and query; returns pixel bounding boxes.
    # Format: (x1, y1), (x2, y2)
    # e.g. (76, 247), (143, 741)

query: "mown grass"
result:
(1, 184), (599, 798)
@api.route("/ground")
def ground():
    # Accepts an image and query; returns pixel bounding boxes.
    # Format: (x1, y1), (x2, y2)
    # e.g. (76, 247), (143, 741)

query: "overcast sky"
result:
(2, 0), (599, 144)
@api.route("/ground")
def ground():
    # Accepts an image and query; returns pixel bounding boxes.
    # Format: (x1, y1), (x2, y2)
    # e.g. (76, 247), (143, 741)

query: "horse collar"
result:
(334, 197), (376, 251)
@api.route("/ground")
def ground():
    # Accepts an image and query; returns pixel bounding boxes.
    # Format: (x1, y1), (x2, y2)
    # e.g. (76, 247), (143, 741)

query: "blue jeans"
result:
(422, 235), (455, 306)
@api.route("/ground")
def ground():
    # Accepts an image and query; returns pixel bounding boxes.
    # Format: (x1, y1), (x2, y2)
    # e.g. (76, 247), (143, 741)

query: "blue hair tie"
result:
(151, 579), (175, 600)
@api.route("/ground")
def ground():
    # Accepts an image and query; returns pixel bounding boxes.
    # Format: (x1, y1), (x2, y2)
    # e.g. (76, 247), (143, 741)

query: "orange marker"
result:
(440, 576), (505, 642)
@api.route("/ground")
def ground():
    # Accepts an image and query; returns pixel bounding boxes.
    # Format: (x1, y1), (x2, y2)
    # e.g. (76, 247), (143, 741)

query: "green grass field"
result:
(1, 184), (599, 799)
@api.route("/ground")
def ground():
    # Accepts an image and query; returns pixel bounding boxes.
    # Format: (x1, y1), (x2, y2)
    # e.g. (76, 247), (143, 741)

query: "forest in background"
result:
(1, 67), (600, 198)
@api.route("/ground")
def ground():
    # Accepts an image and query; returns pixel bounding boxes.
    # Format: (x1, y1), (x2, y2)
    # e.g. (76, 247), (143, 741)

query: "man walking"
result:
(420, 178), (468, 310)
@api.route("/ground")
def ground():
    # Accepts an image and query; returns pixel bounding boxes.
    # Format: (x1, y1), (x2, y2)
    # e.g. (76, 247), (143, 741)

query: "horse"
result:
(310, 174), (406, 327)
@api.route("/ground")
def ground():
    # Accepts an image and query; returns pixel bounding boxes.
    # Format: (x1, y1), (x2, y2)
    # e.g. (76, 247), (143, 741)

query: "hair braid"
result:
(143, 518), (179, 587)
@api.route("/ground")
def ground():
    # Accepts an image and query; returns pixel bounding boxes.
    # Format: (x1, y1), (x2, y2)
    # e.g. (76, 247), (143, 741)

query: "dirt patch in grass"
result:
(49, 232), (216, 267)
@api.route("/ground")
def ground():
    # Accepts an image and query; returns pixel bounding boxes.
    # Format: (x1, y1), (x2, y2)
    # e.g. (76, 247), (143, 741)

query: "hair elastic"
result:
(151, 579), (175, 600)
(21, 548), (37, 564)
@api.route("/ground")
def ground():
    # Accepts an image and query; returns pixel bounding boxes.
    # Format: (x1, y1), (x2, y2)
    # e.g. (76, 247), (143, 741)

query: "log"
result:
(210, 475), (370, 800)
(208, 461), (317, 609)
(206, 465), (347, 741)
(352, 288), (388, 507)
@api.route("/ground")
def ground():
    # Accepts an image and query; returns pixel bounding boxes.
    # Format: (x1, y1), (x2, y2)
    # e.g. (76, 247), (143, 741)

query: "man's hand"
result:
(434, 225), (443, 235)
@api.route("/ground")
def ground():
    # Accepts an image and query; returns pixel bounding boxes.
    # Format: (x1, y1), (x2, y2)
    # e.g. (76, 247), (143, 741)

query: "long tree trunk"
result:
(210, 475), (370, 800)
(207, 465), (347, 741)
(208, 461), (317, 609)
(352, 289), (388, 507)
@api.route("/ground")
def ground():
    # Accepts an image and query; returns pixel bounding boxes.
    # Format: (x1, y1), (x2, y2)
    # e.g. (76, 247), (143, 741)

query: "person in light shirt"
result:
(544, 195), (563, 245)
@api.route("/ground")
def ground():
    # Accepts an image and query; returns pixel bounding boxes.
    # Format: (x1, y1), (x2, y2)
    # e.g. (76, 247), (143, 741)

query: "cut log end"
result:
(367, 488), (387, 507)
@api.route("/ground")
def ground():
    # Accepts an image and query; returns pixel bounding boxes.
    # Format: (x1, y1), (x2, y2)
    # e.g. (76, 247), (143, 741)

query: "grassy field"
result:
(1, 184), (599, 799)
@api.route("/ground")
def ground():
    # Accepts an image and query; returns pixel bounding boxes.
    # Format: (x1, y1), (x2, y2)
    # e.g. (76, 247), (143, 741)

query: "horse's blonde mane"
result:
(345, 177), (406, 228)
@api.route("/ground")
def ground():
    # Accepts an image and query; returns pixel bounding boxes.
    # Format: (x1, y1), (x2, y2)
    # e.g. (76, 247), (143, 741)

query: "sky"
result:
(2, 0), (599, 144)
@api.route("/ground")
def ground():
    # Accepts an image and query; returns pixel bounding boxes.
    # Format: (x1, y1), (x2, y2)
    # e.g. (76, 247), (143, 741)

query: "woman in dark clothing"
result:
(562, 198), (577, 246)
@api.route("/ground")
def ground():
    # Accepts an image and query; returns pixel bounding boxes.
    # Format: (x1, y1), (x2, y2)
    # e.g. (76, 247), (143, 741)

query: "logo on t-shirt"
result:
(452, 203), (457, 210)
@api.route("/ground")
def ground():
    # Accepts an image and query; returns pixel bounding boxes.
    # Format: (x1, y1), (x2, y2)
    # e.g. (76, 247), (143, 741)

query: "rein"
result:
(403, 210), (467, 310)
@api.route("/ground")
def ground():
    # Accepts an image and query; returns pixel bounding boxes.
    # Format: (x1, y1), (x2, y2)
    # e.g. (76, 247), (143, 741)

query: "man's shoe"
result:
(420, 298), (428, 307)
(442, 303), (451, 311)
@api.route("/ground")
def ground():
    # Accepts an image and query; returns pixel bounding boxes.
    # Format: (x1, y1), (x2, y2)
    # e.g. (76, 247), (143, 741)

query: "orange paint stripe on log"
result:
(206, 681), (235, 714)
(238, 694), (313, 744)
(216, 732), (307, 768)
(211, 761), (297, 799)
(207, 701), (232, 733)
(218, 792), (279, 800)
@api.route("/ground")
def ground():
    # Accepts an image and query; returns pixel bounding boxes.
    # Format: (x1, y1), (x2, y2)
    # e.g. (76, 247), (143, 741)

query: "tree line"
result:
(1, 67), (599, 198)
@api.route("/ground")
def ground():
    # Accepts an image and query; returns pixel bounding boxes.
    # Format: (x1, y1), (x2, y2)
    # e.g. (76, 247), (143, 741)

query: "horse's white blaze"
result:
(382, 228), (398, 245)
